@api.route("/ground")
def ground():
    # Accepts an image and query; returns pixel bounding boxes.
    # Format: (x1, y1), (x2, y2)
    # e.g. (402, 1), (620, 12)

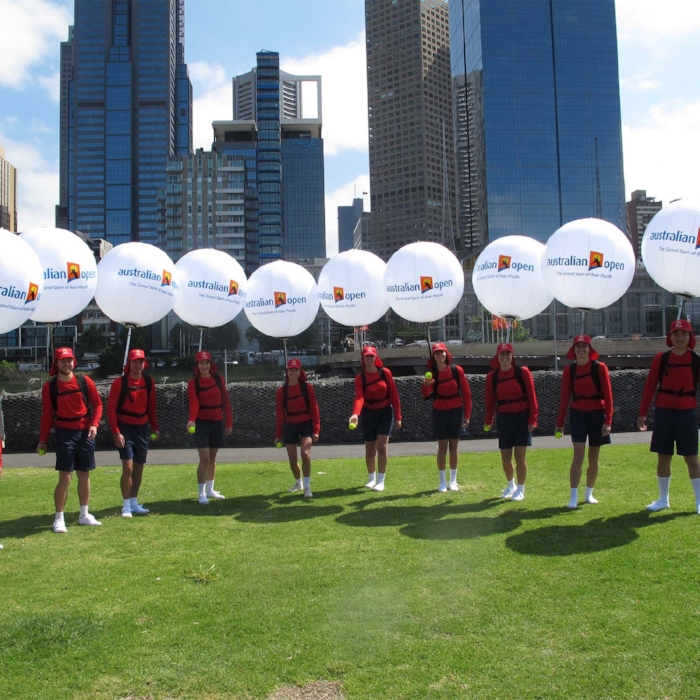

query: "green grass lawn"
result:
(1, 444), (698, 700)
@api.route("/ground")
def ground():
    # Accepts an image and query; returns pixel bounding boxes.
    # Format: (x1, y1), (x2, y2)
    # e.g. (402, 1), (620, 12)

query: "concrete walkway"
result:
(2, 431), (651, 468)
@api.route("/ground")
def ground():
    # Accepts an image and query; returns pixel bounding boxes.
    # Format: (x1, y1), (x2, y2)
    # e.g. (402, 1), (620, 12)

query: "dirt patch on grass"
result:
(267, 680), (345, 700)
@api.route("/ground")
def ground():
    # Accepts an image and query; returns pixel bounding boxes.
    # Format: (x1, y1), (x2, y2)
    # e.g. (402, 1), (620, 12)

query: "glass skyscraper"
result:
(56, 0), (192, 246)
(450, 0), (625, 250)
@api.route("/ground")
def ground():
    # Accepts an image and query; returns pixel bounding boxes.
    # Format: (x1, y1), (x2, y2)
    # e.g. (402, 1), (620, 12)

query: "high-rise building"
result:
(56, 0), (192, 246)
(337, 198), (364, 253)
(450, 0), (626, 250)
(365, 0), (457, 260)
(627, 190), (662, 259)
(0, 145), (17, 232)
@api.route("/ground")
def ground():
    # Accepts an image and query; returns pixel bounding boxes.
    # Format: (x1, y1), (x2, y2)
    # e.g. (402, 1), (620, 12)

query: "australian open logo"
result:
(25, 282), (39, 304)
(334, 287), (345, 303)
(161, 270), (173, 287)
(589, 251), (604, 270)
(67, 262), (81, 282)
(420, 276), (433, 294)
(229, 280), (239, 296)
(498, 256), (511, 272)
(275, 291), (287, 308)
(696, 228), (700, 249)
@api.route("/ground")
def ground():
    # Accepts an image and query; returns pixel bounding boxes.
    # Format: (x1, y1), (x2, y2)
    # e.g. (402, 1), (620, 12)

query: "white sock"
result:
(303, 476), (310, 489)
(123, 499), (131, 510)
(54, 511), (64, 522)
(80, 505), (88, 517)
(366, 471), (376, 482)
(585, 487), (594, 500)
(205, 479), (215, 493)
(376, 472), (385, 485)
(439, 470), (447, 486)
(690, 478), (700, 504)
(130, 497), (139, 507)
(658, 476), (671, 503)
(198, 483), (206, 497)
(507, 479), (515, 488)
(449, 468), (458, 483)
(293, 478), (302, 485)
(516, 483), (525, 493)
(570, 487), (578, 501)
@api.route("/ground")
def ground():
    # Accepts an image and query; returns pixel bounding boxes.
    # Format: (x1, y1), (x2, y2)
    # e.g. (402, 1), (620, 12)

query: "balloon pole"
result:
(580, 309), (589, 335)
(122, 325), (133, 368)
(505, 317), (514, 344)
(47, 322), (55, 372)
(282, 338), (288, 374)
(678, 295), (690, 320)
(198, 328), (204, 352)
(426, 324), (432, 352)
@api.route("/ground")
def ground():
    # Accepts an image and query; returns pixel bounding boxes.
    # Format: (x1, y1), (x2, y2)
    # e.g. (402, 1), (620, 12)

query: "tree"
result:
(118, 326), (150, 353)
(245, 326), (282, 352)
(206, 322), (240, 352)
(78, 325), (107, 355)
(512, 323), (531, 343)
(97, 344), (125, 376)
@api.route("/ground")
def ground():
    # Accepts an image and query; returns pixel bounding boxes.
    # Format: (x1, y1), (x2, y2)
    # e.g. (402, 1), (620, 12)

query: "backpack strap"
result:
(50, 375), (90, 422)
(431, 364), (462, 401)
(570, 361), (603, 402)
(658, 350), (699, 397)
(362, 367), (389, 405)
(195, 373), (224, 410)
(116, 373), (153, 419)
(493, 366), (527, 407)
(284, 381), (310, 417)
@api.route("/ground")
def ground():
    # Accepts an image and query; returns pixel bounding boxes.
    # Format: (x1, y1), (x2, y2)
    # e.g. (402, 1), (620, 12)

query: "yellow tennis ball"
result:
(425, 371), (433, 380)
(38, 448), (46, 456)
(276, 441), (283, 449)
(349, 422), (357, 431)
(483, 425), (491, 432)
(150, 433), (157, 441)
(188, 426), (195, 434)
(555, 431), (563, 439)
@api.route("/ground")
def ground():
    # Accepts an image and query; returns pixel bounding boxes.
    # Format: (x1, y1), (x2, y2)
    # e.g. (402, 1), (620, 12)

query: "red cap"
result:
(50, 347), (75, 376)
(428, 342), (454, 370)
(361, 344), (383, 368)
(667, 319), (696, 349)
(285, 357), (307, 383)
(566, 335), (599, 361)
(490, 342), (516, 370)
(194, 349), (218, 376)
(124, 348), (149, 374)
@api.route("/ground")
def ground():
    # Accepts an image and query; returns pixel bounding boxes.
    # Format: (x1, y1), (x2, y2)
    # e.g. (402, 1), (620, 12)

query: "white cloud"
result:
(190, 61), (231, 150)
(36, 70), (61, 103)
(623, 100), (700, 203)
(620, 70), (661, 92)
(616, 0), (700, 41)
(324, 174), (370, 258)
(0, 0), (69, 88)
(283, 34), (368, 157)
(0, 128), (58, 230)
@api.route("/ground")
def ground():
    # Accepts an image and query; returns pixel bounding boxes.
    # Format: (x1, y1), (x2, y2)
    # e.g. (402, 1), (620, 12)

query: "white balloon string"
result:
(122, 326), (132, 368)
(198, 328), (203, 352)
(283, 338), (288, 378)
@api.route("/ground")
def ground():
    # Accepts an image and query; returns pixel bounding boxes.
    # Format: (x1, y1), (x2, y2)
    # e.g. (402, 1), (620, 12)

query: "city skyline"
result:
(1, 0), (699, 256)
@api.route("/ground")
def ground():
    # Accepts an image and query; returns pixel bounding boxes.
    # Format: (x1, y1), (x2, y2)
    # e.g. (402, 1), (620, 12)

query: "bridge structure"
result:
(319, 338), (674, 377)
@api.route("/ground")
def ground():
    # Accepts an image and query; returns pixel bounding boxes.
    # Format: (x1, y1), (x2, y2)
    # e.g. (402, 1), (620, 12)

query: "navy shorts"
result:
(194, 419), (224, 449)
(117, 422), (150, 464)
(496, 410), (532, 450)
(360, 405), (394, 442)
(55, 427), (96, 473)
(570, 408), (611, 447)
(650, 407), (698, 456)
(432, 407), (463, 440)
(284, 419), (314, 445)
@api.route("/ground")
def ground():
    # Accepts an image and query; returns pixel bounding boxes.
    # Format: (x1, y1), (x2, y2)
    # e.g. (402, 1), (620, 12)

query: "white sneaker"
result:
(78, 513), (102, 526)
(646, 499), (669, 512)
(0, 543), (3, 549)
(198, 495), (209, 505)
(206, 490), (225, 500)
(288, 481), (303, 492)
(121, 507), (133, 518)
(696, 503), (700, 515)
(511, 488), (525, 502)
(365, 478), (376, 489)
(131, 503), (149, 514)
(500, 484), (517, 499)
(303, 487), (313, 499)
(372, 482), (385, 492)
(448, 482), (459, 492)
(585, 495), (599, 505)
(567, 495), (578, 509)
(438, 483), (448, 493)
(53, 519), (67, 534)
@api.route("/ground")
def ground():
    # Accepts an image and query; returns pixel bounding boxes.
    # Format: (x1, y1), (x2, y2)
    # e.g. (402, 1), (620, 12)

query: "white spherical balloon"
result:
(244, 260), (318, 338)
(174, 249), (247, 328)
(542, 218), (635, 310)
(0, 229), (44, 334)
(641, 200), (700, 297)
(472, 236), (553, 320)
(384, 242), (464, 323)
(20, 227), (98, 323)
(318, 250), (389, 326)
(94, 242), (179, 326)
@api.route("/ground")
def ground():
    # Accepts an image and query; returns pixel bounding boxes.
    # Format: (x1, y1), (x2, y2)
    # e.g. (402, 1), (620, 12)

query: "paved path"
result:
(2, 431), (651, 468)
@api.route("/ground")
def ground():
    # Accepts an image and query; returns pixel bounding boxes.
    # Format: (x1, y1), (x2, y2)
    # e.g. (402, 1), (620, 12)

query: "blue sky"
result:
(1, 0), (699, 256)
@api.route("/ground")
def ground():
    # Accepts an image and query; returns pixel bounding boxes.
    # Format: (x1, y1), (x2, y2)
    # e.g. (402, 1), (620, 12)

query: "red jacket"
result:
(557, 360), (613, 427)
(187, 375), (233, 429)
(352, 368), (402, 421)
(640, 350), (698, 416)
(420, 365), (472, 420)
(107, 375), (159, 434)
(275, 382), (321, 439)
(40, 375), (103, 443)
(484, 366), (538, 426)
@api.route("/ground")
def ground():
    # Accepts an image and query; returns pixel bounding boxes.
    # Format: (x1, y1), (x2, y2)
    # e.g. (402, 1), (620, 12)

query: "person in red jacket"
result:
(349, 345), (402, 491)
(638, 320), (700, 513)
(275, 358), (320, 498)
(187, 350), (232, 504)
(37, 347), (103, 533)
(0, 426), (4, 550)
(107, 349), (158, 518)
(420, 342), (471, 492)
(556, 335), (613, 509)
(484, 343), (537, 501)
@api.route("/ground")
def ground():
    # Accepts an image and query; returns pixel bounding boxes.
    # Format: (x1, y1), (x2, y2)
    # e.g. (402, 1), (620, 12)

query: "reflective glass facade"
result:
(338, 198), (364, 253)
(57, 0), (192, 246)
(450, 0), (625, 248)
